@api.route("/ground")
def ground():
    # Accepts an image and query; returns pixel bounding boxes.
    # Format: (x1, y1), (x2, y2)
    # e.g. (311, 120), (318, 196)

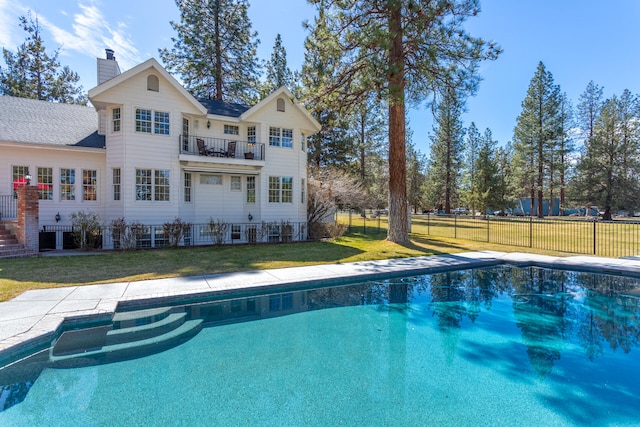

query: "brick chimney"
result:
(97, 48), (121, 85)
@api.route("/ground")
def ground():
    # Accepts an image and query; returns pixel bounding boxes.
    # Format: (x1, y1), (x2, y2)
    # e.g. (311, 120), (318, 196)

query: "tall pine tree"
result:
(305, 0), (499, 242)
(159, 0), (261, 104)
(512, 62), (561, 217)
(426, 87), (466, 213)
(259, 34), (296, 99)
(0, 13), (86, 104)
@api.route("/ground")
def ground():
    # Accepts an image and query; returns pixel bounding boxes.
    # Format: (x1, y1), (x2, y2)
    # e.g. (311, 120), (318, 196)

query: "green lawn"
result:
(0, 232), (571, 302)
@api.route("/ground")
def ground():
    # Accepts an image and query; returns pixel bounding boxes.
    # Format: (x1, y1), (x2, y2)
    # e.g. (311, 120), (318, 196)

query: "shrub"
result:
(208, 218), (229, 245)
(163, 217), (191, 248)
(69, 211), (102, 250)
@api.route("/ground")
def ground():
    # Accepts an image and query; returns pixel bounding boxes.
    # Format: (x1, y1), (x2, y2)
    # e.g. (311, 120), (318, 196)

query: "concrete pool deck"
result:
(2, 250), (640, 363)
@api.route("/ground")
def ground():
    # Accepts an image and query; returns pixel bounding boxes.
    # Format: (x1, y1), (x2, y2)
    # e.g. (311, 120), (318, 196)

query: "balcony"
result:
(179, 135), (265, 161)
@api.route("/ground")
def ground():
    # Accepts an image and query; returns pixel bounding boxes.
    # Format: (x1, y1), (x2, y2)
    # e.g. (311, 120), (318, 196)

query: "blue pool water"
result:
(1, 266), (640, 426)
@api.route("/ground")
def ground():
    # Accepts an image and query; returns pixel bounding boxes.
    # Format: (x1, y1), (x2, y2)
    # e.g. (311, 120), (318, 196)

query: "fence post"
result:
(593, 219), (597, 255)
(378, 215), (381, 234)
(349, 209), (352, 232)
(529, 216), (533, 248)
(454, 214), (457, 239)
(427, 213), (430, 235)
(363, 214), (366, 234)
(487, 216), (490, 243)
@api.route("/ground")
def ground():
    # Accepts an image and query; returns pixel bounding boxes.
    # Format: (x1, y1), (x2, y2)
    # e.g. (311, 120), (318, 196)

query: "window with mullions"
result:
(230, 176), (241, 191)
(155, 170), (170, 201)
(37, 167), (52, 200)
(112, 107), (121, 132)
(135, 169), (152, 201)
(12, 165), (29, 198)
(246, 176), (255, 203)
(184, 172), (192, 203)
(224, 124), (239, 135)
(247, 126), (256, 143)
(112, 168), (121, 201)
(282, 177), (293, 203)
(136, 169), (170, 201)
(154, 111), (170, 135)
(61, 168), (75, 201)
(83, 169), (97, 201)
(136, 109), (152, 133)
(269, 127), (293, 148)
(269, 176), (280, 203)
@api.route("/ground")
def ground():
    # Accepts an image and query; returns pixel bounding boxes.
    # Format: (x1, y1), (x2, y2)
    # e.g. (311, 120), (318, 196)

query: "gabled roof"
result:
(88, 58), (208, 115)
(0, 96), (104, 148)
(241, 86), (321, 132)
(197, 98), (251, 117)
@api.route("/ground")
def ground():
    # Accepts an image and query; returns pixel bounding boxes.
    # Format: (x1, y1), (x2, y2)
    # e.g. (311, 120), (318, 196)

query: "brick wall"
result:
(16, 186), (39, 252)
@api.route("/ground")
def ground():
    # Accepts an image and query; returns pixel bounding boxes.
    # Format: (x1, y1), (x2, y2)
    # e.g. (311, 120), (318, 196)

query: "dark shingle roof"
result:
(197, 98), (251, 117)
(0, 96), (104, 148)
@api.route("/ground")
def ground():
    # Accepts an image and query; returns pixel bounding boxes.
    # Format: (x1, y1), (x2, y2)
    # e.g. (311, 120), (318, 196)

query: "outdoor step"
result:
(0, 248), (37, 259)
(49, 319), (203, 368)
(112, 307), (173, 329)
(106, 312), (187, 345)
(0, 239), (20, 246)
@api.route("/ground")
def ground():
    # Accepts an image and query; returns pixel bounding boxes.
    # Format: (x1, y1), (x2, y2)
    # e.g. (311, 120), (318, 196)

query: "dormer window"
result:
(147, 75), (159, 92)
(277, 98), (285, 112)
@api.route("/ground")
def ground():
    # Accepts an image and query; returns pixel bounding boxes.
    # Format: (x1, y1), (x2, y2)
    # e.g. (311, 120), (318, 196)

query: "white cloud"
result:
(39, 1), (141, 70)
(0, 0), (28, 49)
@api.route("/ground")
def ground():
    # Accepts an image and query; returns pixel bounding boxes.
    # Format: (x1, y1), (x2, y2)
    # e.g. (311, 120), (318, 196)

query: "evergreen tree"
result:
(159, 0), (261, 104)
(572, 92), (640, 219)
(406, 128), (427, 214)
(301, 6), (353, 170)
(260, 34), (295, 99)
(576, 80), (604, 150)
(464, 122), (482, 214)
(0, 13), (86, 104)
(473, 128), (501, 214)
(305, 0), (500, 242)
(512, 62), (561, 217)
(426, 87), (466, 213)
(556, 92), (574, 215)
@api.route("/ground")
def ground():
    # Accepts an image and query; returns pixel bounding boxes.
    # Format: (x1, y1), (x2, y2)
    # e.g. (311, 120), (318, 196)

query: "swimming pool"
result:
(1, 265), (640, 425)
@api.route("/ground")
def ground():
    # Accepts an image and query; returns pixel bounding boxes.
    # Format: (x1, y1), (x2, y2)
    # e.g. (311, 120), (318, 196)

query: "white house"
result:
(0, 50), (321, 250)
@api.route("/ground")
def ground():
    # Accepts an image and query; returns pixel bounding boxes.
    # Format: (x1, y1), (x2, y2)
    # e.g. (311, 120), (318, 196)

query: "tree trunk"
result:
(214, 0), (223, 100)
(386, 2), (408, 243)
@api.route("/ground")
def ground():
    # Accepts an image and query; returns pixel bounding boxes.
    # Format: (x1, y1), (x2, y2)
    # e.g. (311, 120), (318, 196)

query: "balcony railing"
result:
(179, 135), (265, 161)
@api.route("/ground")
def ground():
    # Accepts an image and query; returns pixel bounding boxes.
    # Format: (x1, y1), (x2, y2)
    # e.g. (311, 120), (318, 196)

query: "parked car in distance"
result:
(453, 207), (469, 215)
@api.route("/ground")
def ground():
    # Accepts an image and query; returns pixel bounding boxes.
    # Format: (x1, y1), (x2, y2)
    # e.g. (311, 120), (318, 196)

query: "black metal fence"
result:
(38, 221), (308, 251)
(338, 211), (640, 258)
(418, 214), (640, 258)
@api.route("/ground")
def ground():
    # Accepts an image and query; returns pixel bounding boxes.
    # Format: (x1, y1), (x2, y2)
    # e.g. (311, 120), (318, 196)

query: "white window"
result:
(136, 109), (169, 135)
(112, 168), (120, 201)
(12, 165), (29, 198)
(230, 176), (241, 191)
(37, 167), (52, 200)
(301, 178), (305, 203)
(61, 168), (75, 201)
(136, 109), (152, 133)
(200, 175), (222, 185)
(224, 124), (239, 135)
(269, 127), (293, 148)
(269, 176), (293, 203)
(154, 111), (170, 135)
(112, 107), (121, 132)
(277, 98), (285, 112)
(83, 169), (97, 201)
(184, 172), (192, 203)
(247, 126), (256, 143)
(301, 133), (305, 151)
(155, 170), (170, 201)
(135, 169), (170, 201)
(246, 176), (256, 203)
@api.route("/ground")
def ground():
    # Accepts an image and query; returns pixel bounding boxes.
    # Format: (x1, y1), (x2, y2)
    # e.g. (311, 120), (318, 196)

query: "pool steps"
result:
(49, 306), (203, 368)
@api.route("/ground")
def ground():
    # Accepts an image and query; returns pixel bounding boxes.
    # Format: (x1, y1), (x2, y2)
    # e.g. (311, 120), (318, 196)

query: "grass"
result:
(0, 229), (574, 302)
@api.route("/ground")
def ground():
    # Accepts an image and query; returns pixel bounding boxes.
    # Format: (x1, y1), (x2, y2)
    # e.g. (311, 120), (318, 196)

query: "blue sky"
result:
(2, 0), (639, 154)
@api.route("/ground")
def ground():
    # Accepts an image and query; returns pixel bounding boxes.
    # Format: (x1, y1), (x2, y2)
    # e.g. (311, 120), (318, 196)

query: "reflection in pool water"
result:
(1, 266), (640, 425)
